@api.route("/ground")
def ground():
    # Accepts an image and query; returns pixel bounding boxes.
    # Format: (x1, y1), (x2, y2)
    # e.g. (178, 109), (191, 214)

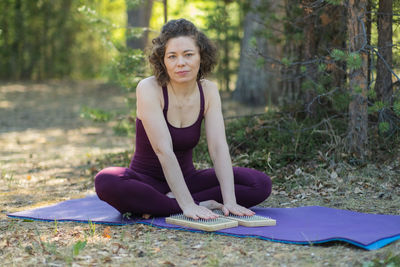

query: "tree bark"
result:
(164, 0), (167, 23)
(12, 0), (24, 79)
(374, 0), (393, 104)
(233, 0), (271, 106)
(346, 0), (369, 159)
(126, 0), (153, 50)
(302, 0), (318, 116)
(0, 0), (11, 79)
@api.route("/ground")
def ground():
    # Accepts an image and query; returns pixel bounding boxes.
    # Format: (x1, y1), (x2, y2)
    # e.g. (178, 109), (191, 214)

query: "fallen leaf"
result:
(103, 226), (111, 238)
(354, 187), (362, 194)
(153, 247), (161, 253)
(27, 175), (31, 181)
(191, 244), (202, 249)
(320, 13), (332, 25)
(163, 261), (175, 267)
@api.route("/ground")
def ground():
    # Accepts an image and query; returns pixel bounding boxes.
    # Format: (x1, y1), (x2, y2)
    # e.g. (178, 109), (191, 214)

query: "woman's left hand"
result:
(199, 200), (255, 217)
(223, 202), (255, 217)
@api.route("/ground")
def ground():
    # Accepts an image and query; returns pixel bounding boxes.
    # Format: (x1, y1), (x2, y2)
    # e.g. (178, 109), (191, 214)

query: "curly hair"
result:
(149, 19), (217, 86)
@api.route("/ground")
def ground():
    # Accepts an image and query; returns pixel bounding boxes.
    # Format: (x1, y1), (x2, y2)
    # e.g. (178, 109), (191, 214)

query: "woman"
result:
(95, 19), (271, 220)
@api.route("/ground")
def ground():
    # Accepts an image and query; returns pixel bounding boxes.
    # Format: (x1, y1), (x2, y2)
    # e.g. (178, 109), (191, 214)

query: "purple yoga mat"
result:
(7, 195), (400, 250)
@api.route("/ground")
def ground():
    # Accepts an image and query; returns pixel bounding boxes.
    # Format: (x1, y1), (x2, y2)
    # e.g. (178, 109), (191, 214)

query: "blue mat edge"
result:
(7, 214), (400, 250)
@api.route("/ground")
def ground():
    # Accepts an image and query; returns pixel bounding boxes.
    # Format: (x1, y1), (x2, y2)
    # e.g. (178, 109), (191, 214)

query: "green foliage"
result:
(331, 49), (347, 61)
(256, 57), (266, 68)
(326, 0), (344, 5)
(361, 253), (400, 267)
(368, 101), (386, 114)
(80, 107), (112, 122)
(0, 0), (117, 80)
(107, 48), (146, 92)
(72, 240), (87, 257)
(202, 0), (242, 91)
(393, 101), (400, 116)
(368, 89), (377, 100)
(78, 1), (146, 135)
(332, 90), (350, 112)
(346, 52), (362, 71)
(93, 151), (132, 170)
(281, 57), (292, 67)
(353, 85), (363, 94)
(332, 49), (363, 71)
(317, 63), (326, 72)
(195, 112), (348, 171)
(378, 121), (390, 133)
(78, 3), (146, 91)
(113, 119), (136, 136)
(301, 80), (314, 92)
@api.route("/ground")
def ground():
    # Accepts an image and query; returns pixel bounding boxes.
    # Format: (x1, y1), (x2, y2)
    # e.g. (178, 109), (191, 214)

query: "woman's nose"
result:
(177, 56), (185, 66)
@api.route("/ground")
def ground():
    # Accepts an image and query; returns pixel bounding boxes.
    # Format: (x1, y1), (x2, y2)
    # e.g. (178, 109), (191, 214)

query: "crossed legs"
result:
(95, 167), (271, 217)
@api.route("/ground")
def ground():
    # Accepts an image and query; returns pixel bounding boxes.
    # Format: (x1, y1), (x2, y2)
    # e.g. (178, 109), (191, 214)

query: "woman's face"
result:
(164, 36), (201, 84)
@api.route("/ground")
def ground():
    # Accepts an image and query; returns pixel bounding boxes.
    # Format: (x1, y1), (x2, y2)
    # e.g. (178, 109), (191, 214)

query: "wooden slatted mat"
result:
(165, 214), (238, 232)
(213, 210), (276, 227)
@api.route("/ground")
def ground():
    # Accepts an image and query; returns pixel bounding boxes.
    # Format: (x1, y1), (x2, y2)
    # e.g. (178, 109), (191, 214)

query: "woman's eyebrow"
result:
(166, 49), (195, 54)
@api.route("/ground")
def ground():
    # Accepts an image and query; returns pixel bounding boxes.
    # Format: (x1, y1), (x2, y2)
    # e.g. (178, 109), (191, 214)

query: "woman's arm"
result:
(203, 81), (254, 216)
(136, 78), (217, 219)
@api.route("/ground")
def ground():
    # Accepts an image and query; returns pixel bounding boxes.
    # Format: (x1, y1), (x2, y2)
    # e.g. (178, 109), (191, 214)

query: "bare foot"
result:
(142, 213), (151, 219)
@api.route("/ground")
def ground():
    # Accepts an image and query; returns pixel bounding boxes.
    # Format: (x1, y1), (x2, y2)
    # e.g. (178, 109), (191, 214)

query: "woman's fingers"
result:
(225, 203), (255, 216)
(183, 205), (219, 220)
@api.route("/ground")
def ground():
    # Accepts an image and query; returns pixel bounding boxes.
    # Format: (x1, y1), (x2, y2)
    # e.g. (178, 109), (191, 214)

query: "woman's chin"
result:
(171, 75), (197, 84)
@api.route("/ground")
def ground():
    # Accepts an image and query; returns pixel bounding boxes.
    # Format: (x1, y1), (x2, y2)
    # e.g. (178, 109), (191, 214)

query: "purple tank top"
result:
(129, 81), (205, 180)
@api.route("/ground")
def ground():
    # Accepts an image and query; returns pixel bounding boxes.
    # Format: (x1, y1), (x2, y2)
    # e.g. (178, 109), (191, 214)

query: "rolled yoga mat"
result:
(7, 195), (400, 250)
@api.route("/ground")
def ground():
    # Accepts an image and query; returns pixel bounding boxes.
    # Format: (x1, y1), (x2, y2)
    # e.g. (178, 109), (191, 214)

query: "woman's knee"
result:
(94, 167), (126, 199)
(234, 167), (272, 201)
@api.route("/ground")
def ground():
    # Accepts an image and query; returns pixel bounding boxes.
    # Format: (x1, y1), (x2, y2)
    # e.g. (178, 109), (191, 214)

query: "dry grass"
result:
(0, 81), (399, 266)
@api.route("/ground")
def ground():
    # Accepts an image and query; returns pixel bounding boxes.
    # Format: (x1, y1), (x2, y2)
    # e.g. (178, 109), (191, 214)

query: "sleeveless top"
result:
(129, 81), (205, 180)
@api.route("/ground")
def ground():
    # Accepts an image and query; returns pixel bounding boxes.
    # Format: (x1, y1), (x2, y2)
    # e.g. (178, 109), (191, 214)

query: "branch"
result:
(306, 88), (339, 114)
(369, 45), (400, 83)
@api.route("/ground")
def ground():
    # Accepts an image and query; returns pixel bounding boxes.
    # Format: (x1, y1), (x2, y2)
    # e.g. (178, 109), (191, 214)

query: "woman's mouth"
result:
(176, 71), (189, 76)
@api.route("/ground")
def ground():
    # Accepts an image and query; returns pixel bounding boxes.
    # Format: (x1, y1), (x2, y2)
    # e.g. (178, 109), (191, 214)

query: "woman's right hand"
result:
(182, 203), (219, 220)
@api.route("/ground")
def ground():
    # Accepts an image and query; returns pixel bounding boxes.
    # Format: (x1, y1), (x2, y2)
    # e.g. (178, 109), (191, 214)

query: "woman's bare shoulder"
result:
(136, 76), (163, 117)
(200, 79), (218, 90)
(201, 79), (220, 103)
(200, 79), (219, 97)
(137, 76), (161, 95)
(136, 76), (164, 104)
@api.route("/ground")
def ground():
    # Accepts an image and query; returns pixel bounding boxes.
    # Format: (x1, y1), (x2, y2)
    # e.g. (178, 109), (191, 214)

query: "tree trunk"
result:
(0, 0), (11, 79)
(366, 0), (372, 90)
(233, 0), (270, 106)
(346, 0), (369, 159)
(374, 0), (393, 104)
(302, 0), (318, 116)
(126, 0), (153, 50)
(164, 0), (167, 23)
(12, 0), (24, 79)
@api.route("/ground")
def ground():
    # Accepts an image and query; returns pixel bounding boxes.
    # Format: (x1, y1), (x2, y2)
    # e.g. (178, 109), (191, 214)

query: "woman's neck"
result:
(168, 80), (197, 97)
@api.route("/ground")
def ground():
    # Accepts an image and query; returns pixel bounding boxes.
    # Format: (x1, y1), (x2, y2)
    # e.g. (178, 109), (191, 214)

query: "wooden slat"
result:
(213, 210), (276, 227)
(166, 214), (238, 232)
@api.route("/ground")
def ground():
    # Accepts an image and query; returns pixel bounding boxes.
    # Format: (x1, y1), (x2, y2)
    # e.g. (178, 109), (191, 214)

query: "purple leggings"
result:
(95, 167), (271, 216)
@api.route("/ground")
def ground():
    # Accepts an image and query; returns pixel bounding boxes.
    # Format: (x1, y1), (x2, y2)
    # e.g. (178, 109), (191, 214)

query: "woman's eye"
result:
(168, 55), (176, 59)
(186, 54), (193, 57)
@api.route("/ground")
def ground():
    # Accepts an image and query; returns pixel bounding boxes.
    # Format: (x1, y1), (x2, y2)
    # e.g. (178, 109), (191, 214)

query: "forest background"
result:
(1, 0), (400, 265)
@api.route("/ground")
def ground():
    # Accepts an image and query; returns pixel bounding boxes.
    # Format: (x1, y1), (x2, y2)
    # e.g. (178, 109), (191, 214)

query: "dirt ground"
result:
(0, 81), (399, 266)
